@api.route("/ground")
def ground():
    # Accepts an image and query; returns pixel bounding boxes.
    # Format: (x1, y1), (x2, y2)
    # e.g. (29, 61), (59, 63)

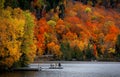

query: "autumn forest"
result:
(0, 0), (120, 70)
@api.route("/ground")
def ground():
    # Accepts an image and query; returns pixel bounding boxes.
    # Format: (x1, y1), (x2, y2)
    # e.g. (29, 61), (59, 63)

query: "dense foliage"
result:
(0, 7), (36, 69)
(0, 0), (120, 70)
(34, 1), (120, 61)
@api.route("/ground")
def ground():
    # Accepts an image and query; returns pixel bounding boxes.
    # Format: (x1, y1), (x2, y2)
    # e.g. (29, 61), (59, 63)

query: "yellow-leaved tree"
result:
(0, 8), (25, 68)
(0, 7), (36, 69)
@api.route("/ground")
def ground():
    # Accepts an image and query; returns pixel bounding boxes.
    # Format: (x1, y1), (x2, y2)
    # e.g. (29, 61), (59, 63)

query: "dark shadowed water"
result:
(1, 62), (120, 77)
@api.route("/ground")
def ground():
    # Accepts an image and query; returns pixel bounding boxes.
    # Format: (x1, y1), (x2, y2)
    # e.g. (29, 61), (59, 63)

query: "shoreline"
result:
(1, 61), (120, 72)
(32, 61), (120, 64)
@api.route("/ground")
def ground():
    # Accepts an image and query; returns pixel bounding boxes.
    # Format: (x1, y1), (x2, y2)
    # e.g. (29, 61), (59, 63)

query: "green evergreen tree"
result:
(61, 41), (72, 60)
(85, 44), (94, 60)
(115, 34), (120, 57)
(4, 0), (19, 8)
(0, 0), (5, 9)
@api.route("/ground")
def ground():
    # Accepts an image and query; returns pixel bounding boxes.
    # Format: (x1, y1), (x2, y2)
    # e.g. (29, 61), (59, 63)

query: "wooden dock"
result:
(13, 67), (63, 71)
(49, 67), (63, 69)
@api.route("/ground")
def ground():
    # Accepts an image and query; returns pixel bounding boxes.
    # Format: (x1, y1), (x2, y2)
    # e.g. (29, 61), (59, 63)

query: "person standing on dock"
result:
(58, 63), (61, 67)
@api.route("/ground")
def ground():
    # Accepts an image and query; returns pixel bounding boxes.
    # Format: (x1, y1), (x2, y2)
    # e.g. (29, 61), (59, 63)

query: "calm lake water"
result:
(1, 62), (120, 77)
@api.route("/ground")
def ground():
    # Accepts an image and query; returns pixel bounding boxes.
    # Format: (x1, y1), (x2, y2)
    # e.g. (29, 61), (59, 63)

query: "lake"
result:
(1, 62), (120, 77)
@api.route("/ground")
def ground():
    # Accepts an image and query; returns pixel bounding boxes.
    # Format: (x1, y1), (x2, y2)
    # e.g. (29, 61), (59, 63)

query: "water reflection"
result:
(1, 63), (120, 77)
(1, 71), (119, 77)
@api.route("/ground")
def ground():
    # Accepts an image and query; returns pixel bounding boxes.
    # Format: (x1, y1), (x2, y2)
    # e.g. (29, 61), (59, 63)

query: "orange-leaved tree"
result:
(47, 42), (62, 59)
(35, 18), (49, 56)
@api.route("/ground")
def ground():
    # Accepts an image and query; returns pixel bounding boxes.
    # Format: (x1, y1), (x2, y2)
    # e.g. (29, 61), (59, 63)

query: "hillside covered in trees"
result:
(0, 0), (120, 70)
